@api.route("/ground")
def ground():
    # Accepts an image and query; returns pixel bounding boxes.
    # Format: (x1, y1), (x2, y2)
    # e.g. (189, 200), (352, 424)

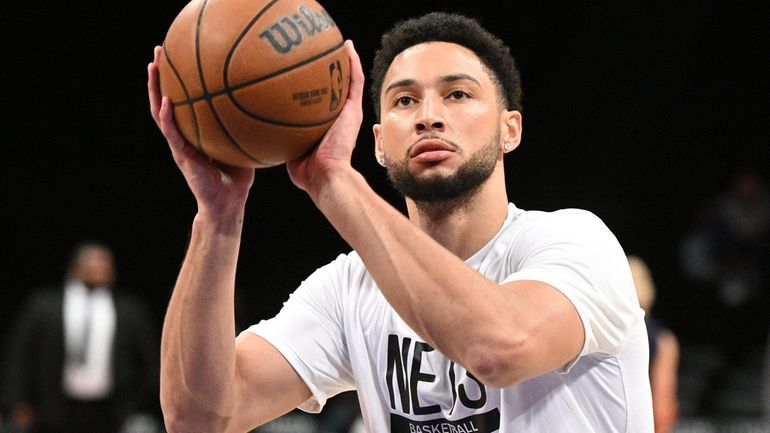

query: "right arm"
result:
(148, 46), (311, 433)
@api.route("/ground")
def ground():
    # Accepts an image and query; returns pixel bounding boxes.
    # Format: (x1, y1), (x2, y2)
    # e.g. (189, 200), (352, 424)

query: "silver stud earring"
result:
(503, 143), (512, 151)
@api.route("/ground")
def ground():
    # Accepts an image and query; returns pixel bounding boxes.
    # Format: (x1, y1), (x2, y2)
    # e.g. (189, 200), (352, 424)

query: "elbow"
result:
(163, 413), (190, 433)
(161, 398), (232, 433)
(163, 411), (230, 433)
(160, 374), (237, 433)
(463, 337), (529, 388)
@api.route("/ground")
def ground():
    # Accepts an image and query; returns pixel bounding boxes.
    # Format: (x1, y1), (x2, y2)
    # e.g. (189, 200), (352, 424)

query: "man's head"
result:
(628, 255), (656, 313)
(370, 12), (522, 121)
(67, 242), (115, 289)
(370, 13), (523, 208)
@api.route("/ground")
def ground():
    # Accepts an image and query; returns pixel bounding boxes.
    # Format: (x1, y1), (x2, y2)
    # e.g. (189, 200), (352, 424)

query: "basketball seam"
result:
(174, 41), (345, 127)
(223, 0), (282, 92)
(161, 43), (203, 154)
(173, 41), (342, 106)
(226, 42), (345, 127)
(195, 0), (269, 166)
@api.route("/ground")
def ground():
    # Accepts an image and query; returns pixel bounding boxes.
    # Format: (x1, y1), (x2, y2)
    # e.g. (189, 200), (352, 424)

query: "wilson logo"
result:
(259, 5), (337, 54)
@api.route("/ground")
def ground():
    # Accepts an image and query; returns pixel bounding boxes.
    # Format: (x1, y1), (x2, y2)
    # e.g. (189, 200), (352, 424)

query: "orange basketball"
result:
(158, 0), (349, 168)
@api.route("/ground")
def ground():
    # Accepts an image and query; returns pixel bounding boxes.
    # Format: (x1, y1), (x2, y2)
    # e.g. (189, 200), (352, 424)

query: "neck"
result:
(405, 167), (509, 260)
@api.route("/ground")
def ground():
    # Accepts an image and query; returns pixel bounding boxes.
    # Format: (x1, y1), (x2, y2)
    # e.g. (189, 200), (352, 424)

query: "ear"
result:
(500, 110), (523, 153)
(373, 123), (386, 166)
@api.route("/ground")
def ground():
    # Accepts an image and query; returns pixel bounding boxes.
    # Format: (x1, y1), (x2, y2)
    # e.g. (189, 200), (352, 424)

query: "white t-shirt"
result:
(247, 203), (653, 432)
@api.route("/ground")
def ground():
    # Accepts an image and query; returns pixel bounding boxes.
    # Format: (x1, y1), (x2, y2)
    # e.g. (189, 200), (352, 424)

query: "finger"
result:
(148, 62), (161, 125)
(159, 96), (191, 157)
(148, 45), (163, 125)
(344, 40), (365, 107)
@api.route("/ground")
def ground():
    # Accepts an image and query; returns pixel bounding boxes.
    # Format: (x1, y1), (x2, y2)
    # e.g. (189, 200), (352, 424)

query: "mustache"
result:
(407, 135), (460, 156)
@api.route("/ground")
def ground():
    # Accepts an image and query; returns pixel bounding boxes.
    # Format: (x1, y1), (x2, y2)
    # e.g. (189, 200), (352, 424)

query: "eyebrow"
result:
(440, 73), (482, 86)
(384, 78), (416, 95)
(383, 73), (482, 95)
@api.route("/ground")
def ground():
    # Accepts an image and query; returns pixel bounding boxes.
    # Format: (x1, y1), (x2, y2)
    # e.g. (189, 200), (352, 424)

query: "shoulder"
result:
(514, 207), (608, 233)
(657, 329), (679, 352)
(307, 251), (369, 286)
(290, 251), (380, 311)
(505, 206), (618, 252)
(650, 319), (679, 353)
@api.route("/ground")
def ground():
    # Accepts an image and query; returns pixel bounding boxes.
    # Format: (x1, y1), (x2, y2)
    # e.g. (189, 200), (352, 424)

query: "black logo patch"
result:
(328, 60), (342, 111)
(390, 409), (501, 433)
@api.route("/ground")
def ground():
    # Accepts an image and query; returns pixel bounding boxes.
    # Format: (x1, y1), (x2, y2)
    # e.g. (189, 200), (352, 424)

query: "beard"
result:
(385, 129), (501, 205)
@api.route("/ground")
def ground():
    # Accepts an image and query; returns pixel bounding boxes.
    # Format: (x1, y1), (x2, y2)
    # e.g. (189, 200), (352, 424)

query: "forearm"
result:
(160, 210), (244, 430)
(308, 169), (520, 371)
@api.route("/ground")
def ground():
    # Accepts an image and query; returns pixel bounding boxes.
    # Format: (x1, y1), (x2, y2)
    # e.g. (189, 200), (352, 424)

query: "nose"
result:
(415, 97), (445, 133)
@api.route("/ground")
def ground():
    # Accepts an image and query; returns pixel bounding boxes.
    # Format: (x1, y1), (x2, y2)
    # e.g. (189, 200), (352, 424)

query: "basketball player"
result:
(147, 12), (653, 433)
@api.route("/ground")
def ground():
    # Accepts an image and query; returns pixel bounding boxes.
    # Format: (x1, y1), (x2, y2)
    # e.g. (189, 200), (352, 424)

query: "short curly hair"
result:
(370, 12), (522, 120)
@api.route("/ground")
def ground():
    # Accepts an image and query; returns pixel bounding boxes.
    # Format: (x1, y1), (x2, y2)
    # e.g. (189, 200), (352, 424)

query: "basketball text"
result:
(260, 5), (338, 54)
(292, 87), (328, 106)
(386, 335), (487, 415)
(386, 335), (500, 432)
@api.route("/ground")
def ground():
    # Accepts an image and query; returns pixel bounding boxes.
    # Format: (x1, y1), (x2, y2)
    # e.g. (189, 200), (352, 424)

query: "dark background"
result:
(2, 0), (767, 386)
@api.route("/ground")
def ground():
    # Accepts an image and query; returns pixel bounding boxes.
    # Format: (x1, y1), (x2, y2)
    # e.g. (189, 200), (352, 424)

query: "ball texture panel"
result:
(159, 1), (205, 101)
(211, 97), (338, 165)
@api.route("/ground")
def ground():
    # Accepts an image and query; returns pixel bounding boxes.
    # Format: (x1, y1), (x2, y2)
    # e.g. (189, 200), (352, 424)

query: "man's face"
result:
(373, 42), (508, 203)
(72, 247), (115, 288)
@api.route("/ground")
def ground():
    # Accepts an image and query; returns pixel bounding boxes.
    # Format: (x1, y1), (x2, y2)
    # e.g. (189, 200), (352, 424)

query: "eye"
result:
(396, 95), (415, 106)
(448, 90), (470, 100)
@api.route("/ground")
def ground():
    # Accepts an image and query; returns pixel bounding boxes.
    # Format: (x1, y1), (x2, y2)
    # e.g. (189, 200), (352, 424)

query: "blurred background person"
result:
(680, 169), (770, 350)
(628, 255), (680, 433)
(679, 169), (770, 414)
(1, 241), (160, 433)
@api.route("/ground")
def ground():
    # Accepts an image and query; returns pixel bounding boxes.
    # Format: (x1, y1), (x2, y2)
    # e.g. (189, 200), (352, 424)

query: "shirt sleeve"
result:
(244, 255), (355, 413)
(502, 210), (643, 370)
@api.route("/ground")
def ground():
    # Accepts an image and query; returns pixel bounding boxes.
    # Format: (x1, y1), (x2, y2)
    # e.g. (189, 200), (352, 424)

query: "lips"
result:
(409, 138), (456, 158)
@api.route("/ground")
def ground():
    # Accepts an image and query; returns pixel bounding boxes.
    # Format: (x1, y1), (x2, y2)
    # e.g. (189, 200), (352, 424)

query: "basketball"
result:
(158, 0), (350, 168)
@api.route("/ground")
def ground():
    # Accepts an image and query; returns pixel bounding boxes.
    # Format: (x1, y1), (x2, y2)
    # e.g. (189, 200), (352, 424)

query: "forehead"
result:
(382, 42), (492, 89)
(75, 247), (113, 265)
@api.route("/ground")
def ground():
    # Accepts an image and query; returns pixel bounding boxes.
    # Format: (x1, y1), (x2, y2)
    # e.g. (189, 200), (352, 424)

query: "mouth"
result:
(409, 137), (457, 161)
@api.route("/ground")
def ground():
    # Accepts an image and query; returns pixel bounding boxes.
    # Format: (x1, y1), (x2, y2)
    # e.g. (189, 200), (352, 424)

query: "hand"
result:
(10, 403), (36, 430)
(147, 46), (254, 216)
(287, 40), (365, 194)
